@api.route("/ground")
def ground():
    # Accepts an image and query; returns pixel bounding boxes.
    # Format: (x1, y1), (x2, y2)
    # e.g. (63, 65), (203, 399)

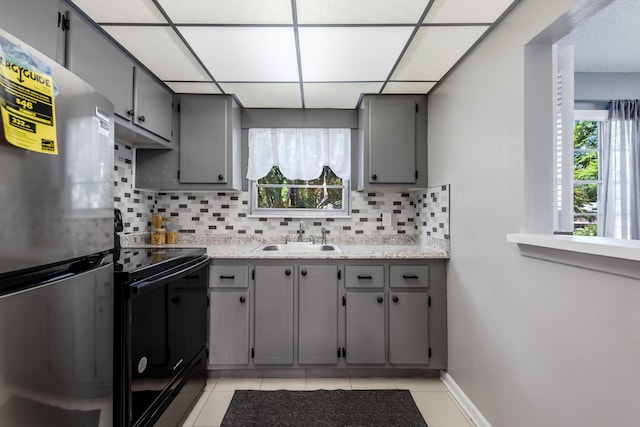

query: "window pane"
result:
(573, 183), (598, 214)
(256, 166), (345, 210)
(573, 120), (599, 180)
(257, 186), (290, 208)
(572, 119), (600, 236)
(256, 186), (343, 209)
(258, 166), (342, 186)
(573, 214), (598, 236)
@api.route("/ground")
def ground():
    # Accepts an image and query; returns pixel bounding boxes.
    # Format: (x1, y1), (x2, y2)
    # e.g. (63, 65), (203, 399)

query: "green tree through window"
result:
(573, 120), (599, 236)
(256, 166), (345, 210)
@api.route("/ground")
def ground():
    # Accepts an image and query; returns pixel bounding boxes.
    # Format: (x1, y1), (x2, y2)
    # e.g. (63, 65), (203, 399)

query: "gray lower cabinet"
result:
(253, 265), (294, 364)
(208, 259), (446, 371)
(208, 265), (250, 365)
(388, 291), (429, 364)
(208, 291), (249, 365)
(298, 265), (339, 364)
(344, 291), (386, 364)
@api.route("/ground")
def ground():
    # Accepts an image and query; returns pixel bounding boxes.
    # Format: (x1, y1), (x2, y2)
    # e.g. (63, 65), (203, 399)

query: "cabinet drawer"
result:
(344, 266), (384, 288)
(210, 266), (249, 288)
(390, 265), (429, 288)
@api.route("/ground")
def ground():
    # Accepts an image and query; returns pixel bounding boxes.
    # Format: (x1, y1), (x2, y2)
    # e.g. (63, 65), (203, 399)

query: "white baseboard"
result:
(441, 371), (492, 427)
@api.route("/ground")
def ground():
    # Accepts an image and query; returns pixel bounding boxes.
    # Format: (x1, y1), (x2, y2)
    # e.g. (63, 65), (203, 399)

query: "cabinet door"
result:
(209, 291), (249, 365)
(368, 98), (416, 184)
(66, 9), (134, 121)
(179, 96), (228, 184)
(298, 265), (338, 364)
(345, 292), (385, 364)
(133, 68), (173, 141)
(389, 291), (429, 364)
(0, 0), (60, 60)
(254, 266), (294, 364)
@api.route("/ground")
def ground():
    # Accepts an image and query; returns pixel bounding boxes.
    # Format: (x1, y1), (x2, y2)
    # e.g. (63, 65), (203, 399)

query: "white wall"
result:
(428, 0), (640, 426)
(575, 72), (640, 101)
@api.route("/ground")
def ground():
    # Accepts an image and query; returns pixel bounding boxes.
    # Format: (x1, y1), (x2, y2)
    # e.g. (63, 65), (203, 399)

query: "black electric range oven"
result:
(114, 247), (209, 427)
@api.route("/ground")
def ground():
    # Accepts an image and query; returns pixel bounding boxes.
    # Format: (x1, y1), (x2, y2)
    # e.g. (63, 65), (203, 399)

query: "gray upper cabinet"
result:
(133, 68), (173, 141)
(369, 98), (416, 183)
(64, 8), (173, 148)
(0, 0), (61, 61)
(358, 95), (427, 191)
(66, 9), (134, 121)
(179, 95), (242, 190)
(135, 96), (242, 190)
(298, 265), (339, 365)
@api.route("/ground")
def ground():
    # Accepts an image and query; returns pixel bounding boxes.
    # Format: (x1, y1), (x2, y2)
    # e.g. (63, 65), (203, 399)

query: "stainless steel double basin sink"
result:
(253, 242), (342, 252)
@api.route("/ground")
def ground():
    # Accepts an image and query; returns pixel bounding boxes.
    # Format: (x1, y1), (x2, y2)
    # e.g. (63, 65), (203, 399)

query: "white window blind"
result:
(246, 128), (351, 181)
(553, 44), (575, 233)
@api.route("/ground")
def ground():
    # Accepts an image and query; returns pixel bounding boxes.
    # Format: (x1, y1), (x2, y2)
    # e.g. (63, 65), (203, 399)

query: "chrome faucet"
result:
(297, 220), (305, 242)
(321, 227), (328, 244)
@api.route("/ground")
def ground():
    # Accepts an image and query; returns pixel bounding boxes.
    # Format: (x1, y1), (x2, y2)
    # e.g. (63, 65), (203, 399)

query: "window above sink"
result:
(247, 128), (351, 218)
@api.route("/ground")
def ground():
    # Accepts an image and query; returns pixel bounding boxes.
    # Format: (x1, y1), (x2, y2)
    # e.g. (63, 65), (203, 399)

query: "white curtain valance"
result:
(247, 128), (351, 181)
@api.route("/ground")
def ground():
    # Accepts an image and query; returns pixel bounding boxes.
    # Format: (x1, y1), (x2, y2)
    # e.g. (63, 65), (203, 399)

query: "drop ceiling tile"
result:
(392, 26), (488, 81)
(298, 27), (413, 81)
(219, 83), (302, 108)
(296, 0), (429, 24)
(424, 0), (516, 23)
(304, 82), (383, 109)
(70, 0), (166, 23)
(103, 26), (210, 81)
(158, 0), (293, 24)
(179, 27), (299, 82)
(383, 81), (437, 94)
(165, 82), (222, 94)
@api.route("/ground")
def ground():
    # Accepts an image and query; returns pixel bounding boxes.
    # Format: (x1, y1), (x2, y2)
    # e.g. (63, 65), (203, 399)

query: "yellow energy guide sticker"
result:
(0, 36), (57, 154)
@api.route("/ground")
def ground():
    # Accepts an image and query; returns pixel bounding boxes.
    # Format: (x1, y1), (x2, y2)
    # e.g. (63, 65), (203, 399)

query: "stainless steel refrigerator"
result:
(0, 29), (114, 427)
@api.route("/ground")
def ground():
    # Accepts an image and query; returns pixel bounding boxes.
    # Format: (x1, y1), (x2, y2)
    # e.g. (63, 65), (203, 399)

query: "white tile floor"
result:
(181, 377), (475, 427)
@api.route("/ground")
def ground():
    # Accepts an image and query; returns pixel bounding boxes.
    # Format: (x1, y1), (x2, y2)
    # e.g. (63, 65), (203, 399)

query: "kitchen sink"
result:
(253, 243), (342, 252)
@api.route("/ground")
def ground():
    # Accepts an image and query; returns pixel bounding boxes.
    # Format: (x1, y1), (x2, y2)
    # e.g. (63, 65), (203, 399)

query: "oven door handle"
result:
(131, 257), (210, 295)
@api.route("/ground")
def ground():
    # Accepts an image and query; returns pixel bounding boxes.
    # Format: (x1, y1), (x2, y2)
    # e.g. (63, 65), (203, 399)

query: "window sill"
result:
(506, 234), (640, 279)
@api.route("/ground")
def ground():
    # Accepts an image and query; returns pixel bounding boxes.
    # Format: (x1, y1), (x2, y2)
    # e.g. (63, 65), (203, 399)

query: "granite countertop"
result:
(120, 234), (449, 260)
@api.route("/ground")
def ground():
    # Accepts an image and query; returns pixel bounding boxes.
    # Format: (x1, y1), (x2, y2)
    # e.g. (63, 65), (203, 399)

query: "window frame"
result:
(572, 110), (607, 234)
(248, 168), (352, 219)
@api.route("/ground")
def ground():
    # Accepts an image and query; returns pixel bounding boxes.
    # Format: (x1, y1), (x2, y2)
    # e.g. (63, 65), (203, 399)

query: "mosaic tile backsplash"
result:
(114, 141), (449, 248)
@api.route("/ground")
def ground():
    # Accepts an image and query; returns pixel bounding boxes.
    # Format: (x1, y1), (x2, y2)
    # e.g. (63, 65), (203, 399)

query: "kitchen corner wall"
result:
(115, 141), (449, 249)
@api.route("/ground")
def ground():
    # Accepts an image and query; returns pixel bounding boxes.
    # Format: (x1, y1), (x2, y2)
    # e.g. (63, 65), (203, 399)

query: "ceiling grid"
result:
(69, 0), (519, 109)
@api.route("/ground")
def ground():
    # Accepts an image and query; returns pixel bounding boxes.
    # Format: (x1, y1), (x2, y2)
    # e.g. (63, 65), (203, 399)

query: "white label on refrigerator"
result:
(93, 116), (109, 137)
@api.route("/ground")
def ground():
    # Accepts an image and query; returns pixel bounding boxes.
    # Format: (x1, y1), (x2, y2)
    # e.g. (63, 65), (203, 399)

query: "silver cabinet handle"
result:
(173, 358), (184, 370)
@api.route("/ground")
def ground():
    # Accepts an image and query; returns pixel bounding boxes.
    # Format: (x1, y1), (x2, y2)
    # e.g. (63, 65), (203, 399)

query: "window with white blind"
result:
(247, 128), (351, 218)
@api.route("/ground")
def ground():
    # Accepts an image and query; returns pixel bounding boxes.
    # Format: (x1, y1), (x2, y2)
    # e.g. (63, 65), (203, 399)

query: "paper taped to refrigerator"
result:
(0, 34), (57, 155)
